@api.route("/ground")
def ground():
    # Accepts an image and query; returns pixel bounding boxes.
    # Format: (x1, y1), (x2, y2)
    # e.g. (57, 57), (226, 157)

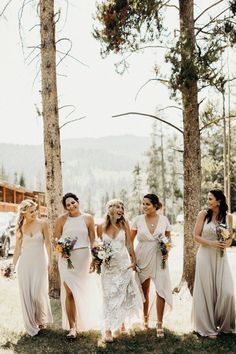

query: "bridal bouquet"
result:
(0, 260), (15, 279)
(90, 240), (113, 274)
(155, 234), (172, 269)
(56, 236), (78, 269)
(216, 223), (231, 257)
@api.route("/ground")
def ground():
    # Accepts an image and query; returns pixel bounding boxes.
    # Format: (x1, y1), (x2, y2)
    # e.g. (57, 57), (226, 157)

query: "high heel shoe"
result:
(103, 330), (113, 343)
(143, 315), (149, 330)
(156, 321), (164, 338)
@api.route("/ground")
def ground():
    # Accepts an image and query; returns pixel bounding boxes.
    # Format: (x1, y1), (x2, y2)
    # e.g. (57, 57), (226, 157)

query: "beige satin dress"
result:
(17, 232), (53, 336)
(192, 220), (235, 336)
(131, 214), (173, 318)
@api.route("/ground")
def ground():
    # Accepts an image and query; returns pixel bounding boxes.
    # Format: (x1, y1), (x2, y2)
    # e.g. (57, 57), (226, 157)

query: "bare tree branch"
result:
(112, 112), (183, 134)
(194, 0), (224, 23)
(18, 0), (34, 57)
(156, 105), (182, 112)
(0, 0), (13, 17)
(196, 7), (231, 36)
(135, 78), (169, 101)
(60, 116), (86, 130)
(138, 45), (169, 50)
(56, 50), (89, 67)
(200, 115), (236, 131)
(27, 52), (40, 65)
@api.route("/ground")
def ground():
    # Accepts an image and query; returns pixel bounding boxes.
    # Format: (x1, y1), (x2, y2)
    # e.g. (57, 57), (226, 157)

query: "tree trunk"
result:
(179, 0), (201, 294)
(40, 0), (63, 298)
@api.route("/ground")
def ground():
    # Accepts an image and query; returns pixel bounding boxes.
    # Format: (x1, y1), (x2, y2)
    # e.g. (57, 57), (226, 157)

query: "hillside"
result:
(0, 135), (150, 214)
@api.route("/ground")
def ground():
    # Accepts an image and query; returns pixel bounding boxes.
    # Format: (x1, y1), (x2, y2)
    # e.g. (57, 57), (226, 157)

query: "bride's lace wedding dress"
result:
(101, 230), (142, 331)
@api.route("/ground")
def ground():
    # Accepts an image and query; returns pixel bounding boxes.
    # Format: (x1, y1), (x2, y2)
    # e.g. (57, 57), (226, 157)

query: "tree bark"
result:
(40, 0), (63, 298)
(179, 0), (201, 294)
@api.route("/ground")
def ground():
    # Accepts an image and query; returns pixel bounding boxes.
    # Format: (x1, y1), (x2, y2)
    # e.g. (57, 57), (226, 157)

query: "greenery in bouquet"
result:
(216, 223), (230, 257)
(90, 240), (113, 274)
(0, 260), (15, 279)
(56, 236), (78, 269)
(155, 234), (172, 269)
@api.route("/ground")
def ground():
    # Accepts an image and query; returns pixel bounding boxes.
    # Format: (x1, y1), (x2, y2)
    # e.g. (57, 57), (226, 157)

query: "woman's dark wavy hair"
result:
(62, 192), (79, 208)
(205, 189), (228, 224)
(143, 193), (162, 210)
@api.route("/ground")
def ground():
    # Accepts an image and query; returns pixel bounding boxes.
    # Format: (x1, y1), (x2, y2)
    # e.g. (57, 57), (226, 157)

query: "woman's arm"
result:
(96, 224), (103, 239)
(42, 220), (52, 271)
(130, 228), (137, 243)
(225, 213), (234, 247)
(12, 232), (22, 270)
(86, 214), (96, 247)
(124, 221), (136, 269)
(54, 216), (64, 245)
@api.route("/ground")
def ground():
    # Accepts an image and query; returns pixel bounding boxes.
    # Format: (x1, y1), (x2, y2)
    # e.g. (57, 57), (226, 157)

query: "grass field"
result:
(1, 226), (236, 353)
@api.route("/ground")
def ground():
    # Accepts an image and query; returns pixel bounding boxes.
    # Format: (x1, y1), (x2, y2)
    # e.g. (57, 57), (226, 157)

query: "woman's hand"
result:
(225, 238), (233, 248)
(48, 263), (53, 274)
(162, 252), (169, 261)
(209, 240), (228, 249)
(89, 258), (100, 273)
(128, 262), (137, 271)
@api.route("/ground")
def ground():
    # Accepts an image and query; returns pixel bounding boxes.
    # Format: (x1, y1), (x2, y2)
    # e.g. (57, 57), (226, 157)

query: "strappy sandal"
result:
(156, 321), (164, 338)
(103, 330), (113, 343)
(39, 324), (47, 329)
(143, 315), (149, 330)
(66, 327), (77, 339)
(207, 335), (217, 340)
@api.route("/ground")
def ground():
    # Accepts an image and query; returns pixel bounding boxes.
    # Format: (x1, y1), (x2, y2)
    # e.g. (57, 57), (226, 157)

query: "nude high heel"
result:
(156, 321), (164, 338)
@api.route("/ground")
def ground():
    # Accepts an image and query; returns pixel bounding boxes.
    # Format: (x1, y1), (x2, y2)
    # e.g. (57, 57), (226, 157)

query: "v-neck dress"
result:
(131, 214), (173, 314)
(192, 220), (235, 336)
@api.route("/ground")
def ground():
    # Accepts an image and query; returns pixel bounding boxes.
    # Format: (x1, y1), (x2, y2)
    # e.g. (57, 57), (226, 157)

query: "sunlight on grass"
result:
(1, 231), (236, 353)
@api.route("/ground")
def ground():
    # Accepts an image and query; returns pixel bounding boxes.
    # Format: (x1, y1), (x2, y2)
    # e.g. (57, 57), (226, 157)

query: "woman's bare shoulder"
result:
(56, 213), (68, 223)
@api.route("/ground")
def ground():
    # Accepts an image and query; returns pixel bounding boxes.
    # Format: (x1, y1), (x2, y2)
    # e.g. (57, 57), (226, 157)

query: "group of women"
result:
(12, 189), (235, 341)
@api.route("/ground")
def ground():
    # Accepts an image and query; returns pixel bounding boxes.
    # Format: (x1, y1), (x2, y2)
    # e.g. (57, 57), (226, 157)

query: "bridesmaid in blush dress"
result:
(12, 199), (53, 336)
(192, 189), (235, 339)
(130, 193), (172, 338)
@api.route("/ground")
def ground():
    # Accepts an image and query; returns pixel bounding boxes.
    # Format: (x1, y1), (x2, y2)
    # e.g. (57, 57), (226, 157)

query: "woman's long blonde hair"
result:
(103, 198), (125, 232)
(16, 199), (37, 239)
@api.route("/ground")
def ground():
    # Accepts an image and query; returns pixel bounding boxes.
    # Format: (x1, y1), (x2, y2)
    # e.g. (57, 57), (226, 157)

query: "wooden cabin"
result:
(0, 181), (47, 216)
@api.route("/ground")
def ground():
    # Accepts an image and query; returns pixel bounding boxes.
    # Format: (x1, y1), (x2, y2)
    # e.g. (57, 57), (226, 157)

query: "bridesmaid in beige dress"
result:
(55, 192), (101, 339)
(130, 193), (172, 338)
(192, 189), (235, 339)
(12, 199), (53, 336)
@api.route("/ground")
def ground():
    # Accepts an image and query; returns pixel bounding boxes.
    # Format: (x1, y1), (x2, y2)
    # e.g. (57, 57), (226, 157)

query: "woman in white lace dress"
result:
(96, 199), (142, 342)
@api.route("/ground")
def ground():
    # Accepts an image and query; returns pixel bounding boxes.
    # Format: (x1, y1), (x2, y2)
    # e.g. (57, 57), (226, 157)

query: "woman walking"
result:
(192, 189), (235, 339)
(130, 193), (172, 337)
(12, 199), (53, 336)
(55, 192), (100, 338)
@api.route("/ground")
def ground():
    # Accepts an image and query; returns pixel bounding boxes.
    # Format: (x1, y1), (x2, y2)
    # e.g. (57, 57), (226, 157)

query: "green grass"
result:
(0, 296), (235, 354)
(1, 235), (236, 354)
(1, 325), (236, 354)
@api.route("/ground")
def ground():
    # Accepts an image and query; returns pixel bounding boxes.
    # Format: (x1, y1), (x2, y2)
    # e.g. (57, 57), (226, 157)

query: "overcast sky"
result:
(0, 0), (229, 145)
